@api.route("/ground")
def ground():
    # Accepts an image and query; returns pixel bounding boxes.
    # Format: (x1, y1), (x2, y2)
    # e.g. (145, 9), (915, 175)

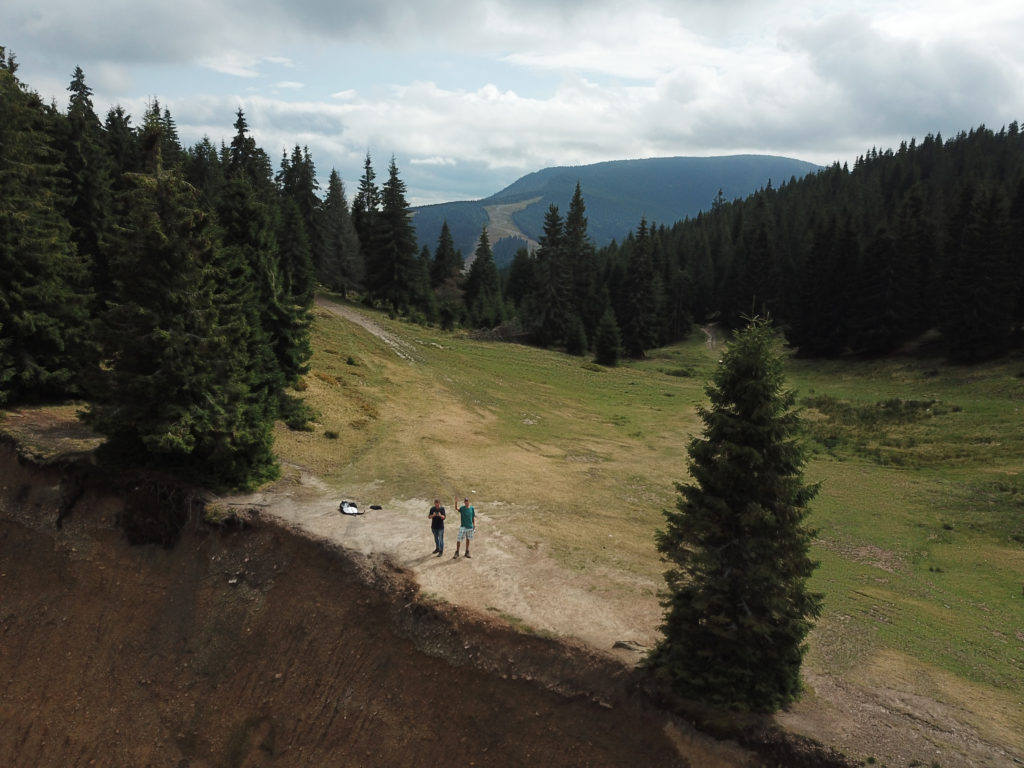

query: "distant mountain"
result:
(411, 155), (822, 267)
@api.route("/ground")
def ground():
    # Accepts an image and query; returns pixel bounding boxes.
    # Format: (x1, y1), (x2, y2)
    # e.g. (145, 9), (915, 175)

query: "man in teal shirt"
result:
(453, 497), (475, 559)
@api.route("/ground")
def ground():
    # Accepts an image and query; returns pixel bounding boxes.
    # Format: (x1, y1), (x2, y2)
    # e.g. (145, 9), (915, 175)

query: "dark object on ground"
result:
(369, 504), (383, 510)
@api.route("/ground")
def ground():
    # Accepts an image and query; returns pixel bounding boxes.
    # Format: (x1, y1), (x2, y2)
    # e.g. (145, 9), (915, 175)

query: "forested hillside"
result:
(505, 127), (1024, 364)
(411, 154), (822, 262)
(3, 47), (1024, 488)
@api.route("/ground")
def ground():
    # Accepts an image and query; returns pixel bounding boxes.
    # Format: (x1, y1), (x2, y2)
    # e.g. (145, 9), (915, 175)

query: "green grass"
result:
(787, 353), (1024, 693)
(282, 300), (1024, 731)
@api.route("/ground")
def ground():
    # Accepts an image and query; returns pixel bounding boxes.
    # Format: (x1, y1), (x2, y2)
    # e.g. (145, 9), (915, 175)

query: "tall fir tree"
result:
(86, 110), (278, 487)
(564, 182), (599, 344)
(593, 303), (622, 367)
(431, 220), (464, 328)
(529, 203), (570, 346)
(649, 318), (821, 712)
(618, 218), (662, 357)
(463, 227), (505, 328)
(430, 220), (463, 288)
(62, 66), (113, 312)
(0, 50), (94, 403)
(351, 152), (381, 270)
(366, 156), (425, 313)
(277, 144), (320, 256)
(941, 185), (1016, 361)
(317, 168), (362, 295)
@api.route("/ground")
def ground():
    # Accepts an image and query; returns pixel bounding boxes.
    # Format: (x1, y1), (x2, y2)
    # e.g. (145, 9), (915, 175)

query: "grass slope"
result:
(279, 299), (1024, 751)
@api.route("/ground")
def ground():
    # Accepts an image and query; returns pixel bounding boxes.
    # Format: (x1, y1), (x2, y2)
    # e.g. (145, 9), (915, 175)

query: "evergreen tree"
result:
(619, 218), (662, 357)
(183, 136), (225, 209)
(317, 168), (362, 295)
(941, 186), (1016, 361)
(104, 105), (141, 179)
(649, 318), (821, 712)
(62, 66), (112, 311)
(463, 227), (505, 328)
(504, 247), (537, 311)
(0, 51), (93, 403)
(848, 225), (911, 355)
(529, 204), (570, 346)
(431, 221), (464, 328)
(352, 152), (381, 266)
(431, 220), (463, 288)
(593, 305), (622, 367)
(274, 197), (315, 385)
(227, 109), (275, 199)
(219, 108), (308, 428)
(86, 110), (278, 487)
(564, 182), (599, 342)
(564, 313), (587, 356)
(366, 156), (424, 312)
(277, 144), (320, 257)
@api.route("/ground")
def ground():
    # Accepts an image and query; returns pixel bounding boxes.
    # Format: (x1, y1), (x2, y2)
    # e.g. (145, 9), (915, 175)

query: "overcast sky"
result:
(4, 0), (1023, 205)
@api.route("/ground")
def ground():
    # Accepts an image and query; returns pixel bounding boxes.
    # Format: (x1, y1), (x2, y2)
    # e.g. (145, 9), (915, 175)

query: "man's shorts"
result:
(457, 526), (474, 541)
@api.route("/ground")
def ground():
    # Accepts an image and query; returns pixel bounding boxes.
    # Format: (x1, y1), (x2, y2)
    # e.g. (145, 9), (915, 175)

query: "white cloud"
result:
(4, 0), (1024, 203)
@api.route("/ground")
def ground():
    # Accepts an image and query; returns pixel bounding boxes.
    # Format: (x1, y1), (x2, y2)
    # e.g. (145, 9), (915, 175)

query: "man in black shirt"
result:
(428, 499), (446, 556)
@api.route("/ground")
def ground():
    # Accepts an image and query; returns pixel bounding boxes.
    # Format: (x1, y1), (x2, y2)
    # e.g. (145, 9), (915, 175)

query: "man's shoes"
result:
(464, 553), (471, 559)
(432, 549), (439, 554)
(453, 553), (459, 559)
(436, 552), (442, 557)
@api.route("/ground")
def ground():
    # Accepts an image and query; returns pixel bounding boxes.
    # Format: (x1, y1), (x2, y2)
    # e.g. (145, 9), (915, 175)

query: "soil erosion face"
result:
(2, 444), (777, 768)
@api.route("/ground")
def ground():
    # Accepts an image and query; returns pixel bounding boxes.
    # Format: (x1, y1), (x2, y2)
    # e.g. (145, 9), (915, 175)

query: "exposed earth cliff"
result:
(0, 432), (852, 768)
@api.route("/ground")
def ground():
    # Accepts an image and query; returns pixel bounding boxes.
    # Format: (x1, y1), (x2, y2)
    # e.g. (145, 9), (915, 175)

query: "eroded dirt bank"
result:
(1, 441), (853, 768)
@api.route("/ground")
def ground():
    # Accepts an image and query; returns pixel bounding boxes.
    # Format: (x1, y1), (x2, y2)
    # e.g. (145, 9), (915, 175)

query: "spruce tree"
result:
(431, 220), (463, 288)
(351, 152), (381, 274)
(530, 203), (570, 346)
(317, 168), (362, 295)
(619, 218), (662, 357)
(464, 227), (504, 328)
(593, 305), (622, 367)
(564, 182), (599, 342)
(0, 51), (93, 403)
(431, 221), (465, 328)
(87, 109), (279, 488)
(63, 66), (113, 312)
(367, 156), (423, 313)
(649, 317), (821, 712)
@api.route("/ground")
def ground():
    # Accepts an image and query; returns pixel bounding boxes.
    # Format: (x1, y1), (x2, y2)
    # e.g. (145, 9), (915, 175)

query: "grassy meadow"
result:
(277, 297), (1024, 742)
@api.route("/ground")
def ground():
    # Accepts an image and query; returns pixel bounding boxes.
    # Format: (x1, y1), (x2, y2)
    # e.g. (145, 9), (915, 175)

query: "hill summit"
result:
(412, 154), (821, 265)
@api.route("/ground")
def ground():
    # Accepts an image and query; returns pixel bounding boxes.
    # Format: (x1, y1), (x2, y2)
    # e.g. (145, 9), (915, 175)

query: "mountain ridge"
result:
(412, 154), (822, 266)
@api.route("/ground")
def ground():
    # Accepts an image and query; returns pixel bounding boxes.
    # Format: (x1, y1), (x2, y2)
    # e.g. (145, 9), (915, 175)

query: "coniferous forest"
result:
(4, 49), (1024, 488)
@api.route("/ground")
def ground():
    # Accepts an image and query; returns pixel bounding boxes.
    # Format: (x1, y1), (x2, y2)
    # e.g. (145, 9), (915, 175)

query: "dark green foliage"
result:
(649, 318), (821, 712)
(274, 197), (315, 386)
(86, 144), (278, 488)
(0, 53), (94, 403)
(593, 307), (621, 366)
(564, 182), (600, 341)
(431, 220), (463, 288)
(464, 227), (505, 328)
(618, 218), (663, 358)
(527, 204), (570, 346)
(499, 124), (1024, 361)
(363, 156), (429, 315)
(62, 66), (113, 313)
(564, 314), (587, 355)
(317, 169), (362, 295)
(941, 185), (1016, 362)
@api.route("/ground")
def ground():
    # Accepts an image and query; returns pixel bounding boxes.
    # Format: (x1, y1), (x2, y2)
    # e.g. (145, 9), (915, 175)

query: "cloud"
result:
(4, 0), (1024, 204)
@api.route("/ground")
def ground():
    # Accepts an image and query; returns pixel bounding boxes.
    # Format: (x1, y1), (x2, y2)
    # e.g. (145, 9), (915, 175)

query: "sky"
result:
(3, 0), (1024, 206)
